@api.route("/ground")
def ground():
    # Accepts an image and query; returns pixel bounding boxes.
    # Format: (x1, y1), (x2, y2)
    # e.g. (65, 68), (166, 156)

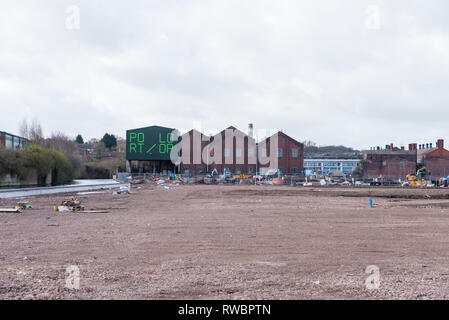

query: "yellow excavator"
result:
(233, 174), (252, 180)
(406, 166), (428, 187)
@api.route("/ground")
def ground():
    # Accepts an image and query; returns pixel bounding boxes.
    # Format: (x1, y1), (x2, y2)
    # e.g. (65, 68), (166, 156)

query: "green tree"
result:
(1, 144), (74, 186)
(45, 132), (83, 178)
(20, 144), (53, 185)
(100, 133), (117, 149)
(48, 150), (73, 185)
(353, 160), (366, 179)
(75, 134), (84, 144)
(0, 148), (26, 179)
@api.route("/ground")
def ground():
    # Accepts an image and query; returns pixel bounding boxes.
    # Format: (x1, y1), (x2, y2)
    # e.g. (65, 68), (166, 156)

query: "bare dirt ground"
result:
(2, 184), (449, 300)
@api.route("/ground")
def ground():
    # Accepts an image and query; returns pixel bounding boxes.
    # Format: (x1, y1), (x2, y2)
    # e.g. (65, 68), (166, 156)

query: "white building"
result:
(303, 158), (361, 176)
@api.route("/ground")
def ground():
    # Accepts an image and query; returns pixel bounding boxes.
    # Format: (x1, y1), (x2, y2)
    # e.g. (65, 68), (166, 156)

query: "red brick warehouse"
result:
(363, 139), (449, 181)
(363, 143), (417, 181)
(178, 125), (304, 176)
(417, 139), (449, 179)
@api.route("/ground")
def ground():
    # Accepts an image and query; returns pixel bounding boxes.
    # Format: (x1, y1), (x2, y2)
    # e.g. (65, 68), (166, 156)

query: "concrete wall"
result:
(0, 169), (52, 187)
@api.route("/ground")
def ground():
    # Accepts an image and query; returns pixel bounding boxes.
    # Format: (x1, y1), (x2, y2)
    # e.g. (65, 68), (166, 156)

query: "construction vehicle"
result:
(370, 175), (382, 186)
(439, 177), (449, 187)
(232, 174), (251, 180)
(406, 166), (428, 187)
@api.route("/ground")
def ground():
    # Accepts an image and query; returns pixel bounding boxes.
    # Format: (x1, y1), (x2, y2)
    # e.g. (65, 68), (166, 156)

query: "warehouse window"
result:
(291, 168), (298, 174)
(278, 149), (283, 158)
(236, 149), (242, 157)
(183, 168), (190, 175)
(5, 134), (13, 149)
(248, 168), (254, 174)
(198, 167), (204, 174)
(236, 168), (242, 174)
(13, 137), (20, 150)
(248, 149), (254, 157)
(224, 149), (230, 157)
(292, 149), (298, 158)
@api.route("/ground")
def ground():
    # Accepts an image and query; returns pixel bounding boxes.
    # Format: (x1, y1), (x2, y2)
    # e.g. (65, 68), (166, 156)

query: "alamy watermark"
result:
(365, 5), (381, 30)
(365, 265), (380, 290)
(66, 5), (81, 30)
(65, 265), (80, 290)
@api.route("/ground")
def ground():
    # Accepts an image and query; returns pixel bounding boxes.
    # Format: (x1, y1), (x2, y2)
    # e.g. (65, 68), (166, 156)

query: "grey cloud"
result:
(1, 0), (449, 148)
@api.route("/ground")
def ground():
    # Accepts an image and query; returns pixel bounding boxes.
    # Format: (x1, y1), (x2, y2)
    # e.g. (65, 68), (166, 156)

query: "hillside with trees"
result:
(302, 140), (362, 159)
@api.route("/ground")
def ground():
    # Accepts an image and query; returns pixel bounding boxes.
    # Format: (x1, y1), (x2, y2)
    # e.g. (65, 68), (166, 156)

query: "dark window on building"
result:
(292, 149), (298, 158)
(13, 137), (20, 150)
(5, 134), (13, 149)
(291, 168), (298, 174)
(278, 149), (283, 158)
(198, 167), (204, 174)
(248, 168), (254, 174)
(236, 168), (242, 174)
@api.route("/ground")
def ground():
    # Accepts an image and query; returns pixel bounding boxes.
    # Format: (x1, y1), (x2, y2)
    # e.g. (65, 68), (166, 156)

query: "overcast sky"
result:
(1, 1), (449, 149)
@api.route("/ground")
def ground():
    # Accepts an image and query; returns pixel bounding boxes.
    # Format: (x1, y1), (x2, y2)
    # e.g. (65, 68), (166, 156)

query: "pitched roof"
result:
(364, 149), (416, 155)
(126, 125), (176, 132)
(260, 131), (303, 147)
(417, 148), (437, 156)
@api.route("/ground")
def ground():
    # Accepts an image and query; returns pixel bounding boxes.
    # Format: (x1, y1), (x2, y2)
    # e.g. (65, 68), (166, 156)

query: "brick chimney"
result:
(409, 143), (417, 151)
(437, 139), (444, 149)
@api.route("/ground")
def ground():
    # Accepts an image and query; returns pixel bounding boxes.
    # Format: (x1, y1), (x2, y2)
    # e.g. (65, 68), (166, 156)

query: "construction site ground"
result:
(2, 184), (449, 299)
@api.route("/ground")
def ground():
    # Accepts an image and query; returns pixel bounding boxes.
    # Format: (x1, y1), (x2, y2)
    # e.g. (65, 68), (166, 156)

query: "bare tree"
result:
(29, 118), (44, 144)
(19, 118), (44, 144)
(19, 118), (29, 139)
(45, 131), (83, 175)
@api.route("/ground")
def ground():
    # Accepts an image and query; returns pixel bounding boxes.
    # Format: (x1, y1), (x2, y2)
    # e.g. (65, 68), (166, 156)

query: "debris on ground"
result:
(114, 185), (131, 195)
(17, 202), (33, 210)
(130, 178), (144, 185)
(0, 208), (22, 213)
(77, 210), (110, 214)
(52, 197), (111, 214)
(54, 198), (84, 212)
